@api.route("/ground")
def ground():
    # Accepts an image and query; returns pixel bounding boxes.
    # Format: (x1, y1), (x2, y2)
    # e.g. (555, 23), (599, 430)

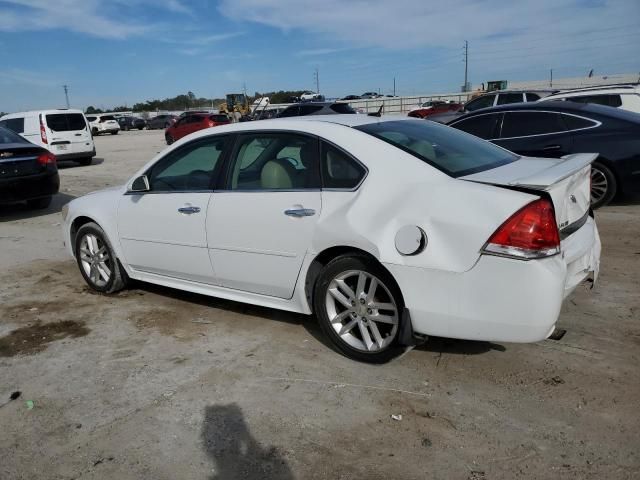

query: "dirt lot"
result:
(1, 130), (639, 480)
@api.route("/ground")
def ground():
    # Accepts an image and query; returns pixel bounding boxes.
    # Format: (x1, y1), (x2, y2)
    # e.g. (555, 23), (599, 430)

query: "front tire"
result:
(590, 162), (617, 209)
(313, 254), (404, 363)
(111, 131), (119, 135)
(75, 222), (127, 294)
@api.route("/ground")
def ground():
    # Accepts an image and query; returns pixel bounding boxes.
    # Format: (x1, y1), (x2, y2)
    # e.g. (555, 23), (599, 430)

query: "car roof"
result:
(450, 100), (640, 123)
(1, 108), (85, 119)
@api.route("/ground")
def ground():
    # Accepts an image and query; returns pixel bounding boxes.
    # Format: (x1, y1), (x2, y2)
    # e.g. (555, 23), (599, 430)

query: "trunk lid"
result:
(461, 153), (596, 231)
(0, 145), (47, 178)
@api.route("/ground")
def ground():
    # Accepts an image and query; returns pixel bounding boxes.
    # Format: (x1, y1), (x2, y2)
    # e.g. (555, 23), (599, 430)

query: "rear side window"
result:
(562, 114), (598, 130)
(210, 115), (229, 122)
(500, 112), (566, 138)
(565, 94), (622, 107)
(46, 113), (87, 131)
(355, 120), (517, 177)
(329, 103), (356, 114)
(465, 94), (495, 111)
(321, 142), (367, 189)
(450, 114), (501, 139)
(497, 93), (524, 105)
(0, 126), (29, 144)
(0, 117), (25, 134)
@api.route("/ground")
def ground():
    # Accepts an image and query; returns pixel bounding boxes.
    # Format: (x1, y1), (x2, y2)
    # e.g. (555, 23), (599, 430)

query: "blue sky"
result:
(0, 0), (638, 112)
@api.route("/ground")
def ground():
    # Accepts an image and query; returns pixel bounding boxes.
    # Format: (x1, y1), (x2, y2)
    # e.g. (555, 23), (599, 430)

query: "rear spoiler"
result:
(507, 153), (597, 190)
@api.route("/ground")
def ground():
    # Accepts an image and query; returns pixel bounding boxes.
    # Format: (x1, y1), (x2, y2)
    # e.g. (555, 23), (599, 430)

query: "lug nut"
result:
(360, 298), (365, 305)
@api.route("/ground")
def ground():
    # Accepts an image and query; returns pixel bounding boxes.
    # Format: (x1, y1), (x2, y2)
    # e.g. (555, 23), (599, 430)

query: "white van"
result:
(540, 85), (640, 114)
(0, 109), (96, 166)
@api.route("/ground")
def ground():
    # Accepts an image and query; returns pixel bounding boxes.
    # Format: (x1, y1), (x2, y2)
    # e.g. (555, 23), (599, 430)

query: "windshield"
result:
(355, 120), (518, 177)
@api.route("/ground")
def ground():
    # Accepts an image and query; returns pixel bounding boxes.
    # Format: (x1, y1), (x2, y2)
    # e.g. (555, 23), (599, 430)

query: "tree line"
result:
(85, 89), (314, 114)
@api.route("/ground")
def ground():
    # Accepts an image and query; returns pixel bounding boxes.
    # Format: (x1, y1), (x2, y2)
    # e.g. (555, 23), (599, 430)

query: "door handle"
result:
(284, 208), (316, 217)
(543, 144), (561, 151)
(178, 206), (201, 214)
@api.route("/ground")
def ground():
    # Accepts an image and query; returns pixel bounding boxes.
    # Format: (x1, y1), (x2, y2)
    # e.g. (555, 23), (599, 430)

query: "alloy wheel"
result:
(325, 270), (399, 352)
(79, 233), (112, 288)
(590, 167), (608, 205)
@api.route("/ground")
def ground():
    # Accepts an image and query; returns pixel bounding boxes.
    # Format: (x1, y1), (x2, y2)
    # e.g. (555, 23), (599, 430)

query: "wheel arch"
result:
(304, 245), (405, 311)
(70, 215), (100, 255)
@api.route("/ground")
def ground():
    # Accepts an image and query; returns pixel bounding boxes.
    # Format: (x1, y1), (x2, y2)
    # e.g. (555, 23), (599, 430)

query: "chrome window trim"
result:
(450, 110), (602, 141)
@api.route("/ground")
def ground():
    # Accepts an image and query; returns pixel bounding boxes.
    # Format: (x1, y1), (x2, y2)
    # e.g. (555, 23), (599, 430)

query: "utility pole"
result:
(313, 68), (320, 94)
(63, 85), (70, 108)
(463, 40), (469, 92)
(550, 69), (553, 88)
(393, 77), (396, 97)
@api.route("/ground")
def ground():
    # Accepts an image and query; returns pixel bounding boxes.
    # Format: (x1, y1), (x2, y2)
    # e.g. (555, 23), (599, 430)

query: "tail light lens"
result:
(482, 198), (560, 260)
(207, 120), (215, 127)
(37, 151), (56, 166)
(39, 114), (48, 144)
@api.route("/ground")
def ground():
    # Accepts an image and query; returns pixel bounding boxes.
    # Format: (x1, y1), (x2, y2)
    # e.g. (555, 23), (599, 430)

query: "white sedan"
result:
(61, 115), (601, 363)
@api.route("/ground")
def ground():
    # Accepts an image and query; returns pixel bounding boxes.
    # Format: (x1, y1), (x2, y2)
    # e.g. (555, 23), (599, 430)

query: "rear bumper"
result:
(55, 148), (96, 161)
(0, 171), (59, 203)
(384, 217), (600, 343)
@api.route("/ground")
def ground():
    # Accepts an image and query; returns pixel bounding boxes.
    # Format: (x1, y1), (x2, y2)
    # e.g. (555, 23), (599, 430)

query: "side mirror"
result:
(129, 175), (150, 193)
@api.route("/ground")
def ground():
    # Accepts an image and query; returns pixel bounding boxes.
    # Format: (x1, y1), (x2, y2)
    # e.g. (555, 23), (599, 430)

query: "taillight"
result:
(39, 114), (48, 144)
(482, 198), (560, 260)
(37, 151), (56, 166)
(207, 120), (214, 127)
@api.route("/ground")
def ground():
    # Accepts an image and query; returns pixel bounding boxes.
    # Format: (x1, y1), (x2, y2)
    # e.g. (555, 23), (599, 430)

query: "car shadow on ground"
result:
(0, 192), (76, 222)
(608, 193), (640, 206)
(201, 403), (294, 480)
(57, 157), (104, 169)
(128, 281), (504, 360)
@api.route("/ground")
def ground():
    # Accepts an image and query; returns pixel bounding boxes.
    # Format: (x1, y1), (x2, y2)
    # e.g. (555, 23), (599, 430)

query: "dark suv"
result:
(277, 102), (356, 118)
(147, 114), (178, 129)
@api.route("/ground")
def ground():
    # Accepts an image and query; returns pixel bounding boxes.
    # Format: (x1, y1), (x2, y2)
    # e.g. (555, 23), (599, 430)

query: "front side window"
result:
(496, 93), (524, 105)
(355, 120), (517, 177)
(321, 142), (366, 189)
(148, 136), (228, 192)
(227, 133), (319, 190)
(450, 113), (501, 140)
(465, 94), (495, 111)
(0, 117), (25, 134)
(500, 112), (566, 138)
(526, 93), (541, 101)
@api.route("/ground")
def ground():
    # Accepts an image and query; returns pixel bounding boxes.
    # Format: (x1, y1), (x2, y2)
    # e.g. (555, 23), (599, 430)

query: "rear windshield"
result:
(0, 126), (29, 145)
(209, 115), (229, 122)
(100, 115), (116, 121)
(46, 113), (87, 131)
(355, 120), (518, 177)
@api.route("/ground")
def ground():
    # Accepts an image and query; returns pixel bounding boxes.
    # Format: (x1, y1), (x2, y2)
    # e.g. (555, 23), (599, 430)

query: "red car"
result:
(165, 113), (230, 144)
(407, 100), (462, 119)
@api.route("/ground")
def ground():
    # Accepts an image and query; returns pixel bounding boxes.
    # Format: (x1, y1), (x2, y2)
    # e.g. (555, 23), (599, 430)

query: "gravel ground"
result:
(0, 129), (639, 480)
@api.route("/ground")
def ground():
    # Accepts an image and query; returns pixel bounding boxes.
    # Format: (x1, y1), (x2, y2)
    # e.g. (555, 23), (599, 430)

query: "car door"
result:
(44, 113), (92, 156)
(206, 131), (321, 298)
(172, 117), (188, 138)
(117, 135), (229, 284)
(186, 116), (204, 136)
(494, 111), (572, 158)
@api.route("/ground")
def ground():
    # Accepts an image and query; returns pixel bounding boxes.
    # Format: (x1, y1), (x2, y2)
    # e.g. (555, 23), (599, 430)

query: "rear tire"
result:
(74, 222), (127, 294)
(111, 131), (118, 135)
(27, 196), (52, 210)
(165, 134), (174, 145)
(313, 254), (404, 363)
(91, 128), (98, 136)
(590, 162), (617, 209)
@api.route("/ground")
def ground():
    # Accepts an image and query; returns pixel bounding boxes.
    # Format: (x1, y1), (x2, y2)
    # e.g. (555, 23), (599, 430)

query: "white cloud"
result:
(218, 0), (639, 51)
(0, 67), (61, 88)
(0, 0), (191, 38)
(297, 47), (348, 57)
